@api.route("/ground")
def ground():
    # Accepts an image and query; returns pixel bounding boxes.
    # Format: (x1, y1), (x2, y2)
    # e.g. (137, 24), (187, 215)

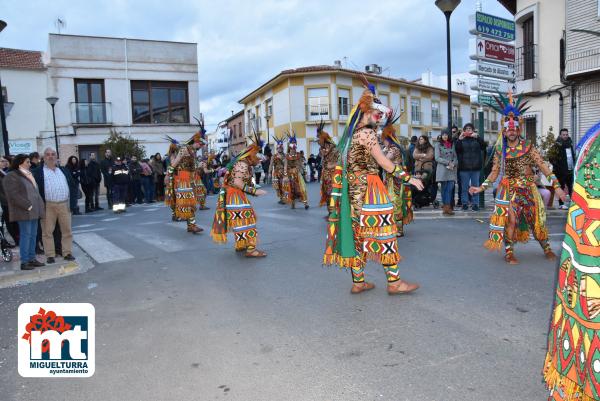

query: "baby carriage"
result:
(411, 161), (438, 209)
(0, 220), (14, 262)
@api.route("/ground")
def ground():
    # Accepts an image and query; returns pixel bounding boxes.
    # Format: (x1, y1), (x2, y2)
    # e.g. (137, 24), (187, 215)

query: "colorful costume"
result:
(318, 119), (340, 213)
(323, 79), (415, 288)
(211, 132), (265, 256)
(543, 122), (600, 401)
(284, 132), (309, 209)
(382, 111), (413, 236)
(164, 119), (207, 233)
(270, 134), (287, 205)
(481, 92), (561, 262)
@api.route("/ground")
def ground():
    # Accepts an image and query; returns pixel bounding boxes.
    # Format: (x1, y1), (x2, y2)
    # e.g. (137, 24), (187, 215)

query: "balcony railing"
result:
(515, 44), (538, 81)
(70, 102), (112, 125)
(411, 111), (422, 125)
(431, 112), (442, 126)
(306, 104), (330, 121)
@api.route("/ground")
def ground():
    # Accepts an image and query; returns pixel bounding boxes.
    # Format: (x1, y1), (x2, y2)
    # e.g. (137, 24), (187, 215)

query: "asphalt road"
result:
(0, 183), (568, 401)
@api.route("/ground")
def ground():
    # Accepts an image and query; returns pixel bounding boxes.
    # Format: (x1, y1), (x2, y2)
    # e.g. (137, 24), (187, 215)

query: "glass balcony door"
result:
(74, 79), (106, 124)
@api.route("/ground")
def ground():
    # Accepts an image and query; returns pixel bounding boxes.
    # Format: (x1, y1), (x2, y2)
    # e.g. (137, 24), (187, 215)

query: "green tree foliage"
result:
(100, 129), (146, 159)
(537, 126), (560, 163)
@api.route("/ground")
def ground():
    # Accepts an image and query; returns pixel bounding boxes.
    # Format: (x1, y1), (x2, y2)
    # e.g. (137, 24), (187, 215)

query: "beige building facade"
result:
(239, 65), (473, 155)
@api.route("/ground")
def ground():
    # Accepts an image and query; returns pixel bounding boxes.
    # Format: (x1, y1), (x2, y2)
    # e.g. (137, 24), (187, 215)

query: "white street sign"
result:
(470, 77), (516, 93)
(469, 61), (516, 82)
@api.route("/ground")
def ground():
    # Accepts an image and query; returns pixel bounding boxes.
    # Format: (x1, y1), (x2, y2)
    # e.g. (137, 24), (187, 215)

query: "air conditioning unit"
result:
(365, 64), (382, 75)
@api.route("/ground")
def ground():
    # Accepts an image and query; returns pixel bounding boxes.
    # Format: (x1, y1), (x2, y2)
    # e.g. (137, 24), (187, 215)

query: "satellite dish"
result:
(54, 17), (66, 34)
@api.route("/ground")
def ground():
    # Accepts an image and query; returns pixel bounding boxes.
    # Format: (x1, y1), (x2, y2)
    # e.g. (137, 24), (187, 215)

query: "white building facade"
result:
(46, 34), (200, 160)
(1, 34), (200, 160)
(0, 48), (47, 155)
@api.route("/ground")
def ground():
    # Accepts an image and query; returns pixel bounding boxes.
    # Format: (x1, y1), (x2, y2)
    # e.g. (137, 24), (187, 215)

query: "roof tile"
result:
(0, 48), (45, 70)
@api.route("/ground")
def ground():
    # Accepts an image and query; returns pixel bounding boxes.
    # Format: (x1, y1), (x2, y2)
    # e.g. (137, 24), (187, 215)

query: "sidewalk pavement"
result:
(0, 240), (94, 290)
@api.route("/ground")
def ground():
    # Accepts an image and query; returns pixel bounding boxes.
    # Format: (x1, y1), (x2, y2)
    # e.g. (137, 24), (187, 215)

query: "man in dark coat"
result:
(550, 128), (576, 209)
(100, 149), (115, 209)
(87, 152), (103, 210)
(455, 123), (486, 211)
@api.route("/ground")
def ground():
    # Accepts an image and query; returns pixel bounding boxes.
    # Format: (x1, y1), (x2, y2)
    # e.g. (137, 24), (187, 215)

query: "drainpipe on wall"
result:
(124, 38), (132, 135)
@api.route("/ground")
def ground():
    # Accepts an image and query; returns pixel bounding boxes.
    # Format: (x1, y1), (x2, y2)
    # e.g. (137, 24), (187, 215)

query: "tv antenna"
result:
(55, 17), (67, 34)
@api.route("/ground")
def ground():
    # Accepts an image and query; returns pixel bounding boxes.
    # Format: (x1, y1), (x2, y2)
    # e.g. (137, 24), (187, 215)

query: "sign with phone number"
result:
(469, 12), (515, 42)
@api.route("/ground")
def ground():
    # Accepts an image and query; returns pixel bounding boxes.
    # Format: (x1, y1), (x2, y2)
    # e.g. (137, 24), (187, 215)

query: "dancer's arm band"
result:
(392, 164), (410, 182)
(481, 179), (491, 190)
(242, 184), (257, 196)
(548, 174), (561, 190)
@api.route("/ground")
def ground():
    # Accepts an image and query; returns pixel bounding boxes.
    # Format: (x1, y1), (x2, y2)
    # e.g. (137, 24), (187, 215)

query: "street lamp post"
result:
(265, 115), (270, 146)
(435, 0), (461, 130)
(0, 20), (9, 156)
(46, 96), (60, 159)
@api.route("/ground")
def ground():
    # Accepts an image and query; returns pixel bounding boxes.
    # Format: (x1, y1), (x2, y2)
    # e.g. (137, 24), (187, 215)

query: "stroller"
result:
(411, 161), (438, 209)
(0, 219), (14, 262)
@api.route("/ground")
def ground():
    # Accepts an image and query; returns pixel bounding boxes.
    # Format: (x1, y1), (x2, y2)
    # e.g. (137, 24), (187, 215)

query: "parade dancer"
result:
(164, 121), (207, 234)
(318, 119), (340, 217)
(381, 111), (413, 237)
(284, 131), (309, 209)
(469, 92), (566, 264)
(323, 77), (424, 295)
(543, 122), (600, 401)
(196, 151), (216, 210)
(211, 131), (267, 257)
(269, 133), (287, 205)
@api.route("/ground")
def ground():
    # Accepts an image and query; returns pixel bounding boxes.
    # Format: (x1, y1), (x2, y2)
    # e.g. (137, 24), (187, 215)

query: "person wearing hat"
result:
(283, 131), (309, 210)
(268, 133), (287, 205)
(164, 119), (207, 234)
(470, 92), (566, 264)
(323, 77), (424, 295)
(317, 119), (339, 216)
(210, 132), (268, 257)
(381, 110), (413, 236)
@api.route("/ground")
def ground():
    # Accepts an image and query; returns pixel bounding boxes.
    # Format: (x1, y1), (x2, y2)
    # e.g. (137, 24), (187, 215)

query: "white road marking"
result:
(137, 221), (163, 226)
(72, 228), (107, 235)
(128, 231), (186, 252)
(144, 208), (160, 212)
(74, 232), (134, 263)
(101, 217), (120, 222)
(73, 224), (95, 228)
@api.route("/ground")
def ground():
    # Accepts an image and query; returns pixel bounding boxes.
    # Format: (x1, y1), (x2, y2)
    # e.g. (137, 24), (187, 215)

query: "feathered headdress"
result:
(337, 75), (391, 167)
(164, 116), (207, 153)
(381, 109), (402, 149)
(485, 91), (530, 132)
(317, 118), (334, 146)
(226, 125), (263, 171)
(287, 130), (298, 146)
(273, 132), (286, 147)
(190, 116), (208, 145)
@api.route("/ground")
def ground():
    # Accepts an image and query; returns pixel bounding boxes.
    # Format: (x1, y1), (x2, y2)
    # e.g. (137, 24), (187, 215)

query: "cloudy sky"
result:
(1, 0), (512, 128)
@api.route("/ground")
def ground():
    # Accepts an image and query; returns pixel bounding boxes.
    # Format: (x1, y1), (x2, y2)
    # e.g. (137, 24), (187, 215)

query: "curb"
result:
(0, 243), (95, 289)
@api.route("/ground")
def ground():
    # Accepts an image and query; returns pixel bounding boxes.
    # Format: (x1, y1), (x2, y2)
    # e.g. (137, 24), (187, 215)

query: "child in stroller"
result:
(411, 160), (438, 209)
(0, 220), (13, 262)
